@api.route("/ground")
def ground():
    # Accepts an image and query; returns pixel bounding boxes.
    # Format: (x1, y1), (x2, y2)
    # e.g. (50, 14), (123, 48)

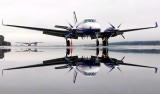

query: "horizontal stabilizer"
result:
(55, 25), (68, 30)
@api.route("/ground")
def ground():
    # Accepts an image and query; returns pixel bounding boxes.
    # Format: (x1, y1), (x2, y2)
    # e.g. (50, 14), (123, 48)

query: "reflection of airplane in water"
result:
(16, 48), (43, 52)
(15, 42), (43, 46)
(3, 11), (158, 46)
(3, 48), (158, 83)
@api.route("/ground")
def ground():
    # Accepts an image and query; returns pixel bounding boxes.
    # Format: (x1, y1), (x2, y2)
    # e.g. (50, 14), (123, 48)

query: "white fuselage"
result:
(75, 19), (101, 35)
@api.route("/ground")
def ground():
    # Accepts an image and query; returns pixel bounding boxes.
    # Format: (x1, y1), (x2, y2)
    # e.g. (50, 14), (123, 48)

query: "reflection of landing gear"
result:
(96, 48), (99, 56)
(66, 39), (70, 46)
(66, 39), (73, 46)
(66, 49), (70, 56)
(102, 48), (108, 58)
(66, 48), (72, 56)
(96, 39), (99, 46)
(102, 37), (108, 46)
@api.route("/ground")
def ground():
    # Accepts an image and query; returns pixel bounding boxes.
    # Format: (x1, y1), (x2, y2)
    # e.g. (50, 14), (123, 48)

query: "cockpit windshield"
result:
(84, 19), (97, 23)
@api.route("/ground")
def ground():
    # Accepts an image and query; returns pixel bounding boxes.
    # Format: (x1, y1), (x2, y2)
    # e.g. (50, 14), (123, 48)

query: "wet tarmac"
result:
(0, 45), (160, 94)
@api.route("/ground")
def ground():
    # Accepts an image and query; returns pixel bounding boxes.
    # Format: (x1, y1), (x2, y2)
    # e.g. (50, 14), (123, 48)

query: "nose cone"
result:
(77, 66), (100, 77)
(89, 23), (101, 29)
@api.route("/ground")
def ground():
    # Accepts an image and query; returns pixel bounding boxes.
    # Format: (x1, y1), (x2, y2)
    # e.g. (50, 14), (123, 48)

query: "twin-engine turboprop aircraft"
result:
(15, 42), (43, 46)
(2, 11), (158, 46)
(2, 48), (158, 83)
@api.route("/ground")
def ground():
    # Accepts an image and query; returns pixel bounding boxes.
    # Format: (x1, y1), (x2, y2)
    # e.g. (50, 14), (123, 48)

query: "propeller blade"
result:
(121, 56), (125, 61)
(65, 57), (72, 63)
(108, 33), (114, 39)
(109, 57), (114, 62)
(117, 23), (122, 28)
(117, 67), (122, 73)
(108, 22), (115, 28)
(68, 67), (73, 73)
(73, 70), (78, 83)
(121, 34), (125, 39)
(108, 67), (114, 74)
(67, 22), (73, 28)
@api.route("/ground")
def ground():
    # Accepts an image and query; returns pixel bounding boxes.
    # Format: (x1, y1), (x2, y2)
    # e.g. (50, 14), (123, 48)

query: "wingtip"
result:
(155, 22), (158, 28)
(2, 19), (4, 25)
(2, 69), (4, 76)
(155, 67), (158, 73)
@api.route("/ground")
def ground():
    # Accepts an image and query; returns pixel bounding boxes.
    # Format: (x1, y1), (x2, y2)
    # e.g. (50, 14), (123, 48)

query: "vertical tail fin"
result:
(73, 11), (78, 25)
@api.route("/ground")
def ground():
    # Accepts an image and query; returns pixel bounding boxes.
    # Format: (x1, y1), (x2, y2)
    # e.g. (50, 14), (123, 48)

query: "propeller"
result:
(108, 22), (125, 39)
(55, 11), (78, 37)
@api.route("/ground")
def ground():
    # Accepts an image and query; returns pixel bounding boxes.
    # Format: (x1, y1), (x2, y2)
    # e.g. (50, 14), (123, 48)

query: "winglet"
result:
(2, 19), (4, 25)
(155, 22), (158, 28)
(2, 69), (4, 76)
(155, 67), (158, 73)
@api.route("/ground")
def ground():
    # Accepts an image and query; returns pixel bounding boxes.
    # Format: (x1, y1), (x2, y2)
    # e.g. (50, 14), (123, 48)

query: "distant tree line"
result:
(109, 41), (160, 46)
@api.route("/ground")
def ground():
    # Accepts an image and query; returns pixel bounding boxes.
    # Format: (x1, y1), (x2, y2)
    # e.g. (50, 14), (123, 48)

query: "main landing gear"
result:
(102, 37), (108, 46)
(96, 37), (109, 46)
(66, 39), (73, 46)
(96, 39), (99, 46)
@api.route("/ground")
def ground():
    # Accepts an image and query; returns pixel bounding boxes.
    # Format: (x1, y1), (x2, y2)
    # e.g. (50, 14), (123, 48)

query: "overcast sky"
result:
(0, 0), (160, 45)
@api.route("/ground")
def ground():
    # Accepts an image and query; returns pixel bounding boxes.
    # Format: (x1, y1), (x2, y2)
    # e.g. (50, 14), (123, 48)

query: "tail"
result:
(73, 11), (78, 26)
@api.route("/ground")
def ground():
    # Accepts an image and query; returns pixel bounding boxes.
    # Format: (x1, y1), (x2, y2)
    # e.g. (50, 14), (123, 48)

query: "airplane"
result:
(2, 11), (158, 46)
(15, 48), (43, 52)
(2, 48), (158, 83)
(15, 42), (43, 46)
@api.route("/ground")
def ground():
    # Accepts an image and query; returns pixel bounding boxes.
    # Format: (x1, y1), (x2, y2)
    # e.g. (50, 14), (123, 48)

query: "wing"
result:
(2, 21), (71, 38)
(99, 22), (158, 38)
(120, 62), (158, 73)
(3, 57), (67, 71)
(119, 22), (158, 33)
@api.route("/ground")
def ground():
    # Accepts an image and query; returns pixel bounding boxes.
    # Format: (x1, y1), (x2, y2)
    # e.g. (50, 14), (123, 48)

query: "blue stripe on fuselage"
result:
(77, 29), (100, 35)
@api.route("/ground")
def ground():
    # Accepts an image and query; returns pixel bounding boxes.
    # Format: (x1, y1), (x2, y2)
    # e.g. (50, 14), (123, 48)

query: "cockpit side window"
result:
(92, 19), (96, 22)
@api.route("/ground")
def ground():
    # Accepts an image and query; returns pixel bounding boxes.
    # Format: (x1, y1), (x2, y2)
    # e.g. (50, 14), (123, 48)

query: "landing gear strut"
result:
(96, 39), (99, 46)
(66, 39), (70, 46)
(102, 37), (108, 46)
